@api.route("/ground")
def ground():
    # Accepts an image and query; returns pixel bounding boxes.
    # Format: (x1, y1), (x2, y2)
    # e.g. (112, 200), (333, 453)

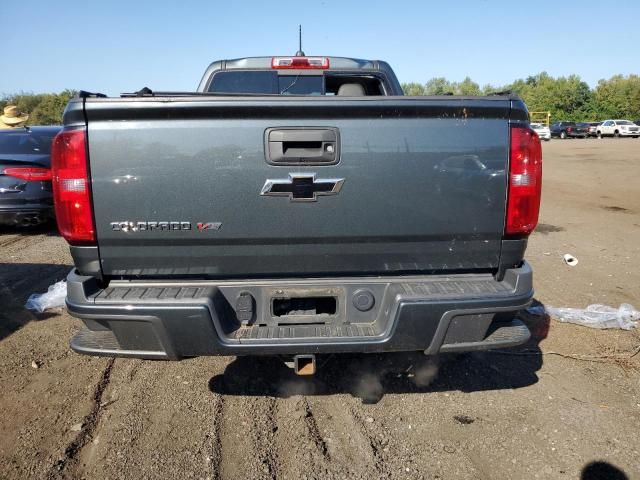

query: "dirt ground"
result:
(0, 138), (639, 480)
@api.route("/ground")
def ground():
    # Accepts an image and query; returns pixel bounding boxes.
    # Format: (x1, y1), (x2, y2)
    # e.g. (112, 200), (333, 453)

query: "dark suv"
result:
(0, 126), (61, 226)
(550, 121), (588, 139)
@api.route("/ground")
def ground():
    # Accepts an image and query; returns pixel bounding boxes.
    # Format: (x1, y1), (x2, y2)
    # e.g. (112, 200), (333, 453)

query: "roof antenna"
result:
(295, 25), (305, 56)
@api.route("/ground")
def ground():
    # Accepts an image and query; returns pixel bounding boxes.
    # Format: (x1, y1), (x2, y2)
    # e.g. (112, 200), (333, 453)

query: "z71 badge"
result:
(110, 221), (222, 232)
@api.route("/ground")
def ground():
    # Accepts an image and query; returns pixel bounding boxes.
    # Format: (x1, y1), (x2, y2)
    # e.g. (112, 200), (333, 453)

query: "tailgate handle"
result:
(266, 128), (340, 165)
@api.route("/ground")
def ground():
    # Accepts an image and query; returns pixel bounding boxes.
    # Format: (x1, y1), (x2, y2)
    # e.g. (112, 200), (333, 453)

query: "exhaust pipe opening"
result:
(293, 354), (316, 376)
(13, 214), (44, 227)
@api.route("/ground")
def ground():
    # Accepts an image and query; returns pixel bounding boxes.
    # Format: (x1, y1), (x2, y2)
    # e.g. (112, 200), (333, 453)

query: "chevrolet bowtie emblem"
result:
(260, 174), (345, 202)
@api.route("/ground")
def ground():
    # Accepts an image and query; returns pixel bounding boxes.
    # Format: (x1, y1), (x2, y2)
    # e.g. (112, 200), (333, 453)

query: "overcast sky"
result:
(3, 0), (638, 96)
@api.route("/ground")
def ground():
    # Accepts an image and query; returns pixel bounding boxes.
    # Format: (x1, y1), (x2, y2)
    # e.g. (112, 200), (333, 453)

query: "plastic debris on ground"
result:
(25, 280), (67, 313)
(527, 303), (639, 330)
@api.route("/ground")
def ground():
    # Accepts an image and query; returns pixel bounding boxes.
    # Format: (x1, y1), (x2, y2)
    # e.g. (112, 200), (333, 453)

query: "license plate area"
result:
(269, 288), (342, 325)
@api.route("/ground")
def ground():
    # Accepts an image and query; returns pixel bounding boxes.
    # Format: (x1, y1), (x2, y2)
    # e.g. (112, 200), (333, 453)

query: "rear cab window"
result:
(208, 71), (385, 96)
(208, 71), (277, 94)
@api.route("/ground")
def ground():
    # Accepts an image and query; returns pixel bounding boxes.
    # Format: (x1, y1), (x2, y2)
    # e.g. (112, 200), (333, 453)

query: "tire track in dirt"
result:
(72, 358), (225, 479)
(0, 232), (51, 253)
(300, 398), (330, 460)
(260, 398), (280, 478)
(348, 406), (394, 478)
(208, 393), (224, 480)
(271, 395), (333, 479)
(216, 395), (280, 479)
(47, 358), (115, 480)
(300, 396), (389, 479)
(0, 234), (25, 249)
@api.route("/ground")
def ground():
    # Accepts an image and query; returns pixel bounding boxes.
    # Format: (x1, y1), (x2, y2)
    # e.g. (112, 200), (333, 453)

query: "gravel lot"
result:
(0, 138), (639, 480)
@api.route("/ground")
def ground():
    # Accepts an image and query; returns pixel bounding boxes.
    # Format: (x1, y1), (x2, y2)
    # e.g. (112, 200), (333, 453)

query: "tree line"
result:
(1, 90), (76, 126)
(2, 72), (639, 125)
(403, 73), (640, 122)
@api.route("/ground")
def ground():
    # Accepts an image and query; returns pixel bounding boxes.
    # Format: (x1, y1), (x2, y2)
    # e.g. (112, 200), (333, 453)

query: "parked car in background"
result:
(596, 120), (640, 138)
(530, 123), (551, 141)
(550, 121), (588, 139)
(0, 126), (60, 226)
(634, 120), (640, 126)
(587, 122), (601, 137)
(577, 123), (591, 138)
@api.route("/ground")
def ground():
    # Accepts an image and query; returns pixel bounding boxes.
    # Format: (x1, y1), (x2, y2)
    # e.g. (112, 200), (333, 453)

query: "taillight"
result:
(2, 167), (52, 181)
(271, 56), (330, 69)
(506, 125), (542, 235)
(51, 129), (95, 244)
(567, 127), (572, 132)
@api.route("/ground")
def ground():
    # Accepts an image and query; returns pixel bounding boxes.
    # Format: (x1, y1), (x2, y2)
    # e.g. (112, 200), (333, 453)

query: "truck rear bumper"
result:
(66, 263), (534, 359)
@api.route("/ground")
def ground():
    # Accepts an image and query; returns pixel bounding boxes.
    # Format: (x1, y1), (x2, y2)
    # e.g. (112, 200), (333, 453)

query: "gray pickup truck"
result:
(52, 56), (542, 374)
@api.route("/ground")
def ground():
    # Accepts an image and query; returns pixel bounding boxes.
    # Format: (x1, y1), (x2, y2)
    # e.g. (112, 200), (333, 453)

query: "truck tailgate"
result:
(84, 97), (512, 277)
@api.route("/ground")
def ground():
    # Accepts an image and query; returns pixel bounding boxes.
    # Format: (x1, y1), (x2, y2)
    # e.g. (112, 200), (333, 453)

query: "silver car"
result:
(530, 123), (551, 141)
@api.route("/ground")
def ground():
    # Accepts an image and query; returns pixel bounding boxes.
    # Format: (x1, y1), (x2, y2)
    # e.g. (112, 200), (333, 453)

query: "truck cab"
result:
(196, 56), (404, 96)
